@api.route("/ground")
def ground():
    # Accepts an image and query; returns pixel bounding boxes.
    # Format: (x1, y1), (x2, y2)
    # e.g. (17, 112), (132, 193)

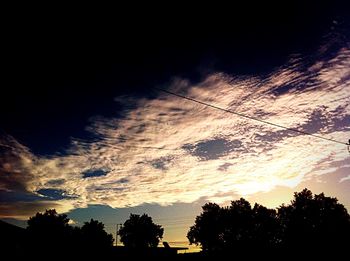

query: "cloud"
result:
(68, 219), (77, 225)
(0, 46), (349, 218)
(0, 135), (36, 192)
(0, 200), (75, 220)
(340, 175), (350, 183)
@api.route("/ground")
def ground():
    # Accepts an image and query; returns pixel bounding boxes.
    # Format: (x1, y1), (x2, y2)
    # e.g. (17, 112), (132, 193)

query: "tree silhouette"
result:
(278, 188), (350, 251)
(188, 189), (350, 257)
(187, 203), (225, 252)
(119, 213), (164, 249)
(187, 199), (278, 253)
(223, 198), (254, 250)
(223, 200), (279, 250)
(81, 219), (113, 249)
(27, 209), (70, 232)
(251, 203), (279, 248)
(26, 209), (74, 253)
(25, 209), (115, 257)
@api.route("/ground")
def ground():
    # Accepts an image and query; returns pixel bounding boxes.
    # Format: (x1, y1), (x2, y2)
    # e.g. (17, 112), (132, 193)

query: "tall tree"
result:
(187, 203), (225, 252)
(278, 188), (350, 251)
(27, 209), (73, 252)
(119, 213), (163, 248)
(188, 199), (279, 253)
(81, 219), (113, 249)
(251, 203), (279, 247)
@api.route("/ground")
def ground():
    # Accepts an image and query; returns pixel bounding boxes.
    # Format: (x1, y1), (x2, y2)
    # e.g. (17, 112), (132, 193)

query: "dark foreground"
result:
(3, 246), (347, 261)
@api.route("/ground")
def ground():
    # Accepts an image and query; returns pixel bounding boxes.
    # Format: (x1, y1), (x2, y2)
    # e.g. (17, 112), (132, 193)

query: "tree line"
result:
(25, 210), (114, 257)
(6, 188), (350, 258)
(187, 188), (350, 258)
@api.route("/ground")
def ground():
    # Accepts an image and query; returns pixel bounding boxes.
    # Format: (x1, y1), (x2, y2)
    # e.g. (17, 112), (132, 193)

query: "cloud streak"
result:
(1, 47), (349, 219)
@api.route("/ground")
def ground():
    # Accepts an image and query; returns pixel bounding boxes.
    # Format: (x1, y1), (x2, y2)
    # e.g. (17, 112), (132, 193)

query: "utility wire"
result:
(155, 88), (349, 146)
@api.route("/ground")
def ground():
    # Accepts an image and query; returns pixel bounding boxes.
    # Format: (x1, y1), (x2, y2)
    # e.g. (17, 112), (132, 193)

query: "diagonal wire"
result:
(155, 88), (349, 146)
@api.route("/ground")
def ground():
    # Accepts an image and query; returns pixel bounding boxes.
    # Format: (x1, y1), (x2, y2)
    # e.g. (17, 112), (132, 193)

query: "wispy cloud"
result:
(340, 175), (350, 183)
(1, 47), (349, 219)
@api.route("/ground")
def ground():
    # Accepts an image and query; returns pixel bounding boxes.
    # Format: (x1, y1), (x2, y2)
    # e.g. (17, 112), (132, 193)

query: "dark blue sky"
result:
(2, 2), (348, 156)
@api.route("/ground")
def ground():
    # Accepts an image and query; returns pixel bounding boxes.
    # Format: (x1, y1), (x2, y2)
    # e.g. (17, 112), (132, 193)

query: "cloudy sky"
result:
(1, 3), (350, 249)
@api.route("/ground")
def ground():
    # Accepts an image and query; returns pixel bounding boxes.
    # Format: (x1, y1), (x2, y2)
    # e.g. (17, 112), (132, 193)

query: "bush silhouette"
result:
(119, 213), (164, 249)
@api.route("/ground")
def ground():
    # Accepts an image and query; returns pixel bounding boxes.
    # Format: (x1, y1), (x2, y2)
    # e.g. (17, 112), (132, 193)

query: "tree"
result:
(278, 188), (350, 251)
(27, 209), (70, 232)
(26, 210), (114, 257)
(27, 209), (73, 252)
(188, 189), (350, 257)
(223, 198), (254, 249)
(187, 203), (225, 252)
(119, 213), (164, 248)
(187, 199), (279, 253)
(81, 219), (113, 249)
(251, 203), (279, 248)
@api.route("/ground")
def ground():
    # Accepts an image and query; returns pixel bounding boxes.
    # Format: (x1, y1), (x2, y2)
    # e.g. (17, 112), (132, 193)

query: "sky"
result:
(1, 3), (350, 250)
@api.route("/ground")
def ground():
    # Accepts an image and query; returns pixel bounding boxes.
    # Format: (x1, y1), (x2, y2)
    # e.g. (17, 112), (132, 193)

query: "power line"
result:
(155, 88), (349, 146)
